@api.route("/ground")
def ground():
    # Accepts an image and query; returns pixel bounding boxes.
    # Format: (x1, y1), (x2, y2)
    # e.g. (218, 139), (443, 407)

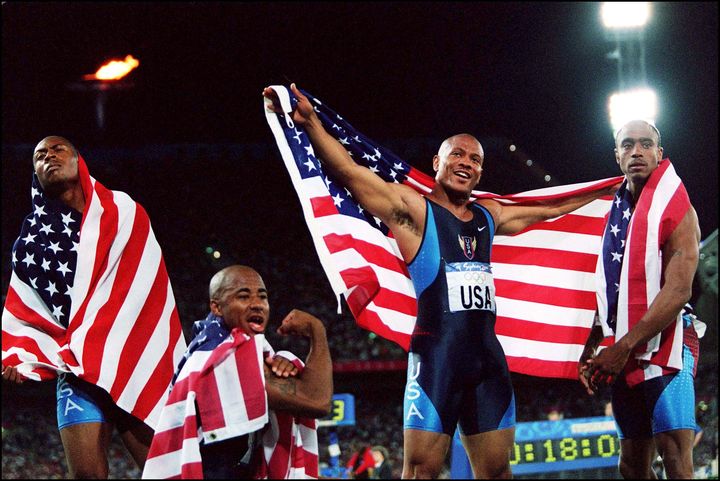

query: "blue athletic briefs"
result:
(612, 344), (698, 439)
(57, 373), (108, 429)
(56, 373), (142, 432)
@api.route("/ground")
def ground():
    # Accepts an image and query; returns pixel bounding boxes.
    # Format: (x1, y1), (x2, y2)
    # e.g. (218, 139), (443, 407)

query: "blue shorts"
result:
(611, 345), (697, 439)
(403, 351), (516, 436)
(56, 373), (141, 432)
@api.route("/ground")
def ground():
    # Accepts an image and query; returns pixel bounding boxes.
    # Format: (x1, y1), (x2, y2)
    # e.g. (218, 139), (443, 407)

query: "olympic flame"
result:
(83, 55), (140, 81)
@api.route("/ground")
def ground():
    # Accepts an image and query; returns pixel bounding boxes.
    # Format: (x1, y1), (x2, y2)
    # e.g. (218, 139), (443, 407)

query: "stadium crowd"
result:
(2, 143), (716, 478)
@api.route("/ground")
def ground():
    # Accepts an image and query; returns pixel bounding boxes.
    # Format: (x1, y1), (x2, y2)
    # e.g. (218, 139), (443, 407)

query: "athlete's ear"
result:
(432, 155), (440, 172)
(209, 299), (222, 316)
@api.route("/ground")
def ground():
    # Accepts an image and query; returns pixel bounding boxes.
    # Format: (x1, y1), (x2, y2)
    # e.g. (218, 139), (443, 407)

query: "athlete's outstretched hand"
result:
(263, 83), (316, 128)
(2, 365), (25, 384)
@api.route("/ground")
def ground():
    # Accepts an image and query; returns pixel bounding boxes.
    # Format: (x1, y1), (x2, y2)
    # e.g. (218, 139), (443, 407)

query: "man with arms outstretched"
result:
(264, 84), (618, 479)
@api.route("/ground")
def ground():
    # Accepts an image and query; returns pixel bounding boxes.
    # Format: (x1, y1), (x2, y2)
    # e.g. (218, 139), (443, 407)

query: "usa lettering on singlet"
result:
(58, 381), (85, 416)
(445, 262), (495, 313)
(405, 358), (425, 421)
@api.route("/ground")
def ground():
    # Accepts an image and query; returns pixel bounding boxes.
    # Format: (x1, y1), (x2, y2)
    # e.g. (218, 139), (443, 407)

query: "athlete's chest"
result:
(433, 206), (492, 262)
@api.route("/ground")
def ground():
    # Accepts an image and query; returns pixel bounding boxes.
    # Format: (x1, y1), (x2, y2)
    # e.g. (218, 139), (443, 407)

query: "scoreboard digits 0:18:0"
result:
(510, 433), (619, 464)
(451, 416), (620, 476)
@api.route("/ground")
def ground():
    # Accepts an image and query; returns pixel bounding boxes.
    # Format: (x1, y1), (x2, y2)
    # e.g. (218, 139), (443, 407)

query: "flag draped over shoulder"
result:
(143, 325), (268, 479)
(2, 155), (186, 428)
(144, 314), (319, 479)
(264, 85), (624, 380)
(595, 159), (691, 387)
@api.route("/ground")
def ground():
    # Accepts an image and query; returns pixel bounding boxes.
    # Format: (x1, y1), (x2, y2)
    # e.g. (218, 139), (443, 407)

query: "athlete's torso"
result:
(407, 198), (503, 365)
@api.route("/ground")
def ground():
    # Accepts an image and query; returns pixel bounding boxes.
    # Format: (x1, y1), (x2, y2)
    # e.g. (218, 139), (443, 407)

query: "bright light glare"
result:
(601, 2), (650, 29)
(608, 88), (658, 134)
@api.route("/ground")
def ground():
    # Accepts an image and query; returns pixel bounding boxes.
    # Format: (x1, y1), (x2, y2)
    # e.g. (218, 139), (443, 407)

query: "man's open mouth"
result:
(248, 315), (265, 332)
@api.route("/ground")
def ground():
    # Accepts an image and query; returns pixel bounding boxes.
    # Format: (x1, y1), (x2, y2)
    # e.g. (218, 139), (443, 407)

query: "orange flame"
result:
(83, 55), (139, 81)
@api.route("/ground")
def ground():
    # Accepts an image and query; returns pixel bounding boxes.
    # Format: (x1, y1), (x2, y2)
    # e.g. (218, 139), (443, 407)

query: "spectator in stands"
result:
(546, 406), (564, 421)
(347, 440), (375, 479)
(370, 445), (393, 479)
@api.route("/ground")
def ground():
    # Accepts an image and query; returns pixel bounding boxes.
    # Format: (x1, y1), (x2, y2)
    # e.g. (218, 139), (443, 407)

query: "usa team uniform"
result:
(404, 198), (515, 436)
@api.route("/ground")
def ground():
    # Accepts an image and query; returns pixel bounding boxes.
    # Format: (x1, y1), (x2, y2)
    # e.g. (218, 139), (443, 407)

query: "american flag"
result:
(596, 159), (691, 386)
(144, 314), (319, 479)
(2, 156), (186, 428)
(264, 85), (623, 379)
(143, 321), (268, 479)
(254, 343), (319, 479)
(256, 410), (320, 479)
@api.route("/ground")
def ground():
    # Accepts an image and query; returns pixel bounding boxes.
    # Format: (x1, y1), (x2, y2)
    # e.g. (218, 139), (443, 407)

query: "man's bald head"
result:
(437, 133), (484, 158)
(614, 120), (662, 148)
(208, 265), (269, 334)
(209, 265), (262, 301)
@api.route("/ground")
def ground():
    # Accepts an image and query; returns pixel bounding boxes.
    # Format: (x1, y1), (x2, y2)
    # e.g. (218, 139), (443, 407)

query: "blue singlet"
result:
(403, 198), (515, 436)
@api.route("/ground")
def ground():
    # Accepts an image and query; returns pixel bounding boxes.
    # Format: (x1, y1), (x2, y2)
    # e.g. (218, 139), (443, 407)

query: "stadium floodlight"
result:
(601, 2), (651, 30)
(608, 88), (658, 134)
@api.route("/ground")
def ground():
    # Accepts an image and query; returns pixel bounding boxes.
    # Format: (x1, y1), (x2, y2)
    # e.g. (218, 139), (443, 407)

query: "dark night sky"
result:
(2, 2), (718, 237)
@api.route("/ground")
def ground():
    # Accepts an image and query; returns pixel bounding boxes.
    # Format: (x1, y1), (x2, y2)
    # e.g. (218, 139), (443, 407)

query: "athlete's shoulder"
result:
(474, 198), (500, 215)
(396, 185), (428, 216)
(394, 182), (425, 202)
(473, 199), (500, 226)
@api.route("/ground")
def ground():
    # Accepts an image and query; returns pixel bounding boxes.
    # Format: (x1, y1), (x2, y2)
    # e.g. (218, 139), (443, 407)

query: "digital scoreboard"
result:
(451, 416), (619, 476)
(318, 393), (356, 427)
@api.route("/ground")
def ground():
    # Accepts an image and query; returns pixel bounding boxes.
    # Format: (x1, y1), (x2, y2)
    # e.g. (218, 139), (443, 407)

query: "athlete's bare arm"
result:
(479, 181), (620, 235)
(264, 310), (333, 419)
(264, 84), (427, 261)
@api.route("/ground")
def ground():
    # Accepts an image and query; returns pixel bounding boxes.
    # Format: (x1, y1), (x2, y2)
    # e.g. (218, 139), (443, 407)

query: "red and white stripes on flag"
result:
(596, 159), (691, 386)
(487, 183), (621, 378)
(142, 330), (268, 479)
(265, 85), (623, 380)
(143, 328), (320, 480)
(2, 156), (186, 428)
(256, 345), (320, 479)
(256, 411), (320, 479)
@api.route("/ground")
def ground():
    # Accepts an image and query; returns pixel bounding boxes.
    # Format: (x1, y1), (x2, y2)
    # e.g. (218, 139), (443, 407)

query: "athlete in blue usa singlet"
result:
(403, 198), (515, 436)
(270, 87), (619, 477)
